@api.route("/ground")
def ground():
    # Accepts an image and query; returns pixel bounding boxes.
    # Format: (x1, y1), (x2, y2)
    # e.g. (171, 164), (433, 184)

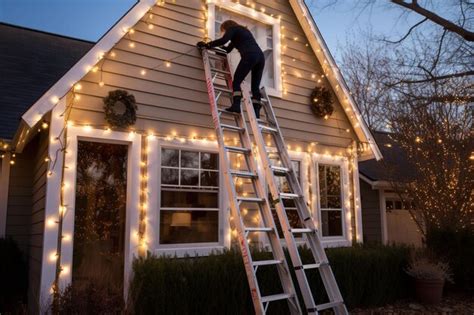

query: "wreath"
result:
(310, 87), (333, 119)
(103, 90), (137, 128)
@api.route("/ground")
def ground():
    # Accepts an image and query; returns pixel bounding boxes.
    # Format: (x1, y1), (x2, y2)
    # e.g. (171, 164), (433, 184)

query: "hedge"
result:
(130, 244), (411, 314)
(0, 238), (28, 313)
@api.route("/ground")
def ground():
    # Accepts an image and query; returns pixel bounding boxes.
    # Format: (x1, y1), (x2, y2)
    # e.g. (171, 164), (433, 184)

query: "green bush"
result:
(425, 227), (474, 289)
(0, 238), (28, 313)
(130, 244), (411, 314)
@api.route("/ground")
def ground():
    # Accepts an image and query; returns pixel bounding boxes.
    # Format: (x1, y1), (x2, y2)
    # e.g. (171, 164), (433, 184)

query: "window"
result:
(159, 148), (220, 245)
(269, 158), (303, 238)
(386, 199), (414, 211)
(209, 1), (282, 96)
(318, 164), (344, 237)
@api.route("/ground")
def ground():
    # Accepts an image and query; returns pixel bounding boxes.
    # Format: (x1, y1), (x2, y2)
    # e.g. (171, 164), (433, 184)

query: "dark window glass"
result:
(73, 141), (128, 292)
(161, 168), (179, 185)
(161, 149), (179, 167)
(161, 191), (218, 209)
(321, 210), (343, 237)
(160, 211), (219, 244)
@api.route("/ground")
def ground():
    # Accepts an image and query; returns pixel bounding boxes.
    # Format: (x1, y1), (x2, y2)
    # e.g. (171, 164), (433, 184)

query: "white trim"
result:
(289, 0), (382, 161)
(206, 0), (282, 97)
(151, 139), (229, 257)
(312, 154), (352, 247)
(0, 152), (11, 237)
(21, 0), (157, 128)
(62, 127), (141, 296)
(351, 154), (363, 243)
(39, 98), (67, 310)
(378, 189), (388, 244)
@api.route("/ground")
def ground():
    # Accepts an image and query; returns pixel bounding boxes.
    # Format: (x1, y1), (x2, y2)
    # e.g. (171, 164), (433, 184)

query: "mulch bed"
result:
(351, 292), (474, 315)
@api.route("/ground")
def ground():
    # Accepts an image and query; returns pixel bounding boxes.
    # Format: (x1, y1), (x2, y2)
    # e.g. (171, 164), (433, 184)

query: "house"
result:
(0, 0), (382, 312)
(359, 131), (423, 247)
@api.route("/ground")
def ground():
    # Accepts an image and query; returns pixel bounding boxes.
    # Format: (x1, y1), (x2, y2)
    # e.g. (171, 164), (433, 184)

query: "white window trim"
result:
(206, 0), (282, 97)
(53, 125), (142, 298)
(149, 139), (229, 257)
(311, 154), (352, 247)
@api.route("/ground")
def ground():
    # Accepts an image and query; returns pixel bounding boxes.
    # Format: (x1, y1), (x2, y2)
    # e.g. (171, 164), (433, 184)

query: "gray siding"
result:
(6, 131), (48, 314)
(360, 179), (382, 243)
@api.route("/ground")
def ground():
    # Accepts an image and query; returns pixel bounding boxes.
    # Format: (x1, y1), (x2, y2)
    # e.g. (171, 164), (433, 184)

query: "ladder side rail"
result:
(261, 87), (348, 315)
(202, 49), (265, 314)
(234, 101), (301, 315)
(242, 85), (321, 313)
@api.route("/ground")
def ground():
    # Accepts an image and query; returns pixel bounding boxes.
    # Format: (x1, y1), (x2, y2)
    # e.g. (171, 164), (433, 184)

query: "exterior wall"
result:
(359, 179), (382, 243)
(5, 131), (48, 314)
(70, 0), (356, 152)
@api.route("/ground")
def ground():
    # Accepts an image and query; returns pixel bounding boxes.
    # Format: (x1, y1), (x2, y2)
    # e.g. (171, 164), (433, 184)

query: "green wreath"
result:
(310, 87), (334, 118)
(103, 90), (137, 128)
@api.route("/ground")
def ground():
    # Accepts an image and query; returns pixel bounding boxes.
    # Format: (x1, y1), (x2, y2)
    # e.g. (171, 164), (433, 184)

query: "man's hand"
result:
(197, 41), (209, 49)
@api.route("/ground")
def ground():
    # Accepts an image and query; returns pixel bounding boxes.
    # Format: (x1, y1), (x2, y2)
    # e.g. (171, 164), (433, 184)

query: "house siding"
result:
(359, 179), (382, 243)
(5, 131), (48, 314)
(70, 0), (356, 152)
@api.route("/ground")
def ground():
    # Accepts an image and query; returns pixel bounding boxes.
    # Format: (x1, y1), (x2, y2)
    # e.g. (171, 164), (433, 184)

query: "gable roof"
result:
(0, 22), (93, 140)
(17, 0), (382, 160)
(359, 131), (416, 183)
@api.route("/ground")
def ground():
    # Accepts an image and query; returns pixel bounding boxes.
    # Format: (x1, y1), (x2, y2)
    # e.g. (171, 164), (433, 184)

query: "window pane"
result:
(181, 151), (199, 168)
(201, 170), (219, 187)
(395, 201), (403, 210)
(160, 210), (218, 244)
(161, 191), (218, 208)
(181, 169), (199, 186)
(201, 152), (218, 170)
(162, 149), (179, 167)
(161, 168), (179, 185)
(319, 164), (342, 209)
(73, 141), (127, 290)
(321, 210), (343, 236)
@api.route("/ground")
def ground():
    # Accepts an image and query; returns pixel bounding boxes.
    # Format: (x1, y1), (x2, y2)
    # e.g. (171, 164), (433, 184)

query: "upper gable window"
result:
(207, 1), (282, 97)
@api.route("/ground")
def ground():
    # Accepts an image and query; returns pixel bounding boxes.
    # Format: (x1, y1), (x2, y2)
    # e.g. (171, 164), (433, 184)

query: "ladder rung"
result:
(259, 125), (277, 133)
(214, 86), (233, 94)
(290, 228), (313, 234)
(270, 165), (289, 175)
(245, 227), (273, 232)
(297, 262), (329, 271)
(221, 124), (244, 132)
(211, 67), (231, 75)
(237, 197), (265, 203)
(230, 170), (257, 178)
(316, 300), (344, 311)
(261, 293), (292, 304)
(253, 259), (282, 267)
(225, 146), (250, 154)
(279, 193), (300, 199)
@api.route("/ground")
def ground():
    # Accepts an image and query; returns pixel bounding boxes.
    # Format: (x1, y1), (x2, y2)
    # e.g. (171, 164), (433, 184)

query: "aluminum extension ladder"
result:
(200, 47), (347, 315)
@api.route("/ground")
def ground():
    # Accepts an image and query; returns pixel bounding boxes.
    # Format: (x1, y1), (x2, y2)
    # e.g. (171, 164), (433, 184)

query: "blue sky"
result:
(0, 0), (415, 59)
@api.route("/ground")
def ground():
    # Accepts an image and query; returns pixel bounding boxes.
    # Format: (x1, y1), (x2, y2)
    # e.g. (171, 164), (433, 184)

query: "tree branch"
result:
(390, 70), (474, 85)
(391, 0), (474, 41)
(384, 18), (428, 44)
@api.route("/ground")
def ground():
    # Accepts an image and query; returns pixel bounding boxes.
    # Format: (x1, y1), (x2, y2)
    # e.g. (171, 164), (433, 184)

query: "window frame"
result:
(312, 154), (352, 246)
(150, 139), (228, 257)
(206, 0), (282, 97)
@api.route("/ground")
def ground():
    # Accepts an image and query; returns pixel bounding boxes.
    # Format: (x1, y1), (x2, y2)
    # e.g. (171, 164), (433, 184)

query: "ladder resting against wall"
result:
(200, 47), (348, 315)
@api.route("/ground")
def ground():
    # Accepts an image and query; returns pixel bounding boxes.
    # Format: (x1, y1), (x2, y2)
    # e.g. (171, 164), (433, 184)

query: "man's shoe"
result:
(253, 102), (262, 119)
(225, 105), (241, 114)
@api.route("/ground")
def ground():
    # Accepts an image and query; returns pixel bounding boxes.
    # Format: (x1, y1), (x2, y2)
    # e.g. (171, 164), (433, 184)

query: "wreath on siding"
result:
(310, 86), (333, 119)
(103, 89), (137, 128)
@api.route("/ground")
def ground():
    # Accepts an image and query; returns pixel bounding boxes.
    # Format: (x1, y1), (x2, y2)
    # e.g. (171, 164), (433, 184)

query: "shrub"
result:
(425, 227), (474, 289)
(0, 238), (28, 313)
(53, 282), (124, 314)
(130, 244), (411, 314)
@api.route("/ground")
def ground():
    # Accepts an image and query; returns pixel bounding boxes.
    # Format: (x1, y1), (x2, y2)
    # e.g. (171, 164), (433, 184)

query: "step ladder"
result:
(200, 47), (301, 315)
(241, 86), (349, 315)
(200, 47), (348, 315)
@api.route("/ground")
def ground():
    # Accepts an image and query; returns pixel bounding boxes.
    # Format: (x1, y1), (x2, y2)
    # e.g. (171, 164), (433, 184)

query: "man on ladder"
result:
(197, 21), (348, 315)
(198, 19), (264, 118)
